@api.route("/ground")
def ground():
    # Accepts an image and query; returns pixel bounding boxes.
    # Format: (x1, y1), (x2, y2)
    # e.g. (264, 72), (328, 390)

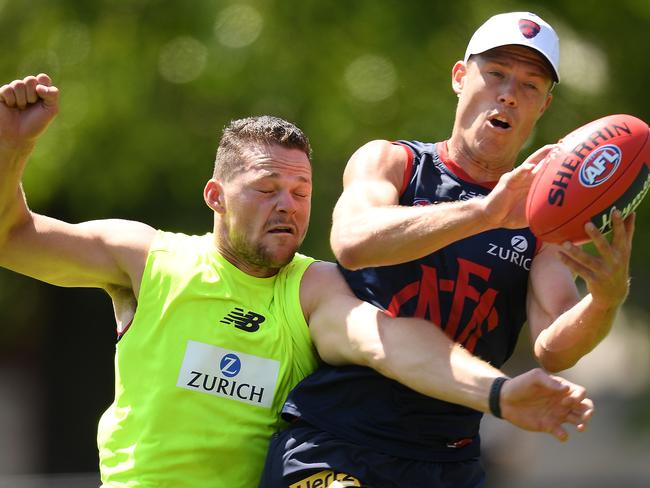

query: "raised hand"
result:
(482, 144), (555, 229)
(0, 73), (60, 149)
(0, 74), (60, 241)
(500, 368), (594, 442)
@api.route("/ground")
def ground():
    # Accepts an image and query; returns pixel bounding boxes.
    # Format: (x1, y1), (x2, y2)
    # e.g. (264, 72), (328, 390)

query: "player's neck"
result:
(212, 232), (280, 278)
(447, 136), (516, 183)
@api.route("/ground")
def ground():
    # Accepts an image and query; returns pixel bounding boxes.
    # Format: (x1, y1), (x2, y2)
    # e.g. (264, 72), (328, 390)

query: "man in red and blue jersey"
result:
(261, 11), (635, 488)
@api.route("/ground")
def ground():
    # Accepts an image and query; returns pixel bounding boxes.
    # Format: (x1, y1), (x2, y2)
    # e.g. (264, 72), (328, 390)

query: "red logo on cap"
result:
(519, 19), (541, 39)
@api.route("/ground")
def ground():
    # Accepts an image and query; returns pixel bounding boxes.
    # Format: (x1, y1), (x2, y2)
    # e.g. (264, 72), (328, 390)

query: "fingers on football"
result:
(624, 212), (636, 244)
(584, 221), (613, 261)
(558, 243), (597, 279)
(528, 144), (556, 164)
(611, 209), (635, 251)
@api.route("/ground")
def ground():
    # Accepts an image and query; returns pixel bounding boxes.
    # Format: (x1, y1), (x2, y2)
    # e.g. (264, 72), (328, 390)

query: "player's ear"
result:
(452, 60), (467, 95)
(204, 178), (226, 213)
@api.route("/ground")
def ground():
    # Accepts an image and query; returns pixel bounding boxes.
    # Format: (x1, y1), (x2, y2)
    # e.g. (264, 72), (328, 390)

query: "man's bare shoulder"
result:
(299, 260), (355, 319)
(345, 139), (409, 182)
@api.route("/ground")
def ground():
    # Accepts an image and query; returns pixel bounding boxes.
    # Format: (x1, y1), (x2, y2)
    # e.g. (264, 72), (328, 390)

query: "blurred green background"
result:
(0, 0), (648, 486)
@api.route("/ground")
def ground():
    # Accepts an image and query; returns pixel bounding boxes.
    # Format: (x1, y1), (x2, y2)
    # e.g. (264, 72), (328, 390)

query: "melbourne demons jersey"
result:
(283, 140), (539, 462)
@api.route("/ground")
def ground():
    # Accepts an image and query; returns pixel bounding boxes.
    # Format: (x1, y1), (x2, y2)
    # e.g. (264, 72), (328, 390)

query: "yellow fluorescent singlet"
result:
(97, 231), (318, 487)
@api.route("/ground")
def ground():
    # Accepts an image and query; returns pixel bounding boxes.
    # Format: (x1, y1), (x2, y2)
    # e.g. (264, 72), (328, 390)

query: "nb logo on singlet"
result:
(220, 307), (266, 332)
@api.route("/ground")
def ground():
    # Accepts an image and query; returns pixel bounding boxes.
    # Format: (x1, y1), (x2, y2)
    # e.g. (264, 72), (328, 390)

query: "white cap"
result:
(464, 12), (560, 82)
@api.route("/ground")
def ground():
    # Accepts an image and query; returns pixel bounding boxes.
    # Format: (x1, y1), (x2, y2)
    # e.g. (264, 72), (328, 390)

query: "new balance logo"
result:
(220, 307), (266, 332)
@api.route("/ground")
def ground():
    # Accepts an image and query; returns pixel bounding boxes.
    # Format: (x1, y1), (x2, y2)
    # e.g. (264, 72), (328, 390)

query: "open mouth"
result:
(489, 116), (511, 130)
(268, 226), (294, 235)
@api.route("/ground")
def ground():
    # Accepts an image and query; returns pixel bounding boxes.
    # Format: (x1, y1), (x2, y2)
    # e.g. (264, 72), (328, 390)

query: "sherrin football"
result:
(525, 114), (650, 244)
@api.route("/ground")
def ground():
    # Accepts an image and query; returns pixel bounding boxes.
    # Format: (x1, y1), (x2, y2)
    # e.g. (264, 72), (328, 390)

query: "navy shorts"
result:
(259, 422), (485, 488)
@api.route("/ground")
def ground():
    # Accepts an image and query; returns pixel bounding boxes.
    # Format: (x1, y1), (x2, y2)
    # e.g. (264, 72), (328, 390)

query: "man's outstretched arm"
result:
(301, 261), (593, 442)
(0, 74), (154, 297)
(330, 140), (552, 269)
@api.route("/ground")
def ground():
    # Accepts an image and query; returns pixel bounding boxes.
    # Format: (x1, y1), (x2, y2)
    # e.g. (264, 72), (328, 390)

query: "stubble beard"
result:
(230, 232), (299, 271)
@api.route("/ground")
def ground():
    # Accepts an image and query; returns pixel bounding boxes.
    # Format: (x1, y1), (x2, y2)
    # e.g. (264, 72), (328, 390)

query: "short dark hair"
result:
(213, 115), (312, 180)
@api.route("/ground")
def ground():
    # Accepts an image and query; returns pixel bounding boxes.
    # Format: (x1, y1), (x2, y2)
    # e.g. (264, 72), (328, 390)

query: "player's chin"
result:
(263, 243), (300, 268)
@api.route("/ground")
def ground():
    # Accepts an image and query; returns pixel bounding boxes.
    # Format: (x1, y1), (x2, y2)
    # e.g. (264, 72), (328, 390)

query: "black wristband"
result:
(489, 377), (508, 419)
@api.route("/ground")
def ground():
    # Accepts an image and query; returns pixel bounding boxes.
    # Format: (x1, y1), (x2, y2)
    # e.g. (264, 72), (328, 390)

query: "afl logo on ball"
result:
(579, 144), (621, 188)
(519, 19), (541, 39)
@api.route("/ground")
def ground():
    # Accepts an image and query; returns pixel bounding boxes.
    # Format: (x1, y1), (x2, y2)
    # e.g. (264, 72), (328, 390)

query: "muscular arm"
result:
(301, 262), (593, 440)
(0, 74), (154, 299)
(1, 211), (155, 294)
(528, 212), (634, 372)
(331, 140), (549, 269)
(301, 261), (501, 411)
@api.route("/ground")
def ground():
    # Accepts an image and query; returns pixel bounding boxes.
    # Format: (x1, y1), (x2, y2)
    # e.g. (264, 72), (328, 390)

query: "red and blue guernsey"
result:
(282, 140), (540, 462)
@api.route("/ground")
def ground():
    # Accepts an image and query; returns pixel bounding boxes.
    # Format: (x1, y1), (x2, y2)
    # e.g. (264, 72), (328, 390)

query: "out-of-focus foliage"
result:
(0, 0), (648, 474)
(1, 0), (647, 263)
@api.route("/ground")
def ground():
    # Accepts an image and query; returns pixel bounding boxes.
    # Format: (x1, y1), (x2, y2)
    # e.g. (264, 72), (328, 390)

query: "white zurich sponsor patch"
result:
(177, 340), (280, 408)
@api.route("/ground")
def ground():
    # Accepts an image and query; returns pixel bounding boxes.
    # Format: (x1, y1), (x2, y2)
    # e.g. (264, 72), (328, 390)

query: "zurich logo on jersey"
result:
(487, 235), (532, 270)
(579, 144), (621, 188)
(178, 341), (280, 407)
(510, 235), (529, 253)
(220, 353), (241, 378)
